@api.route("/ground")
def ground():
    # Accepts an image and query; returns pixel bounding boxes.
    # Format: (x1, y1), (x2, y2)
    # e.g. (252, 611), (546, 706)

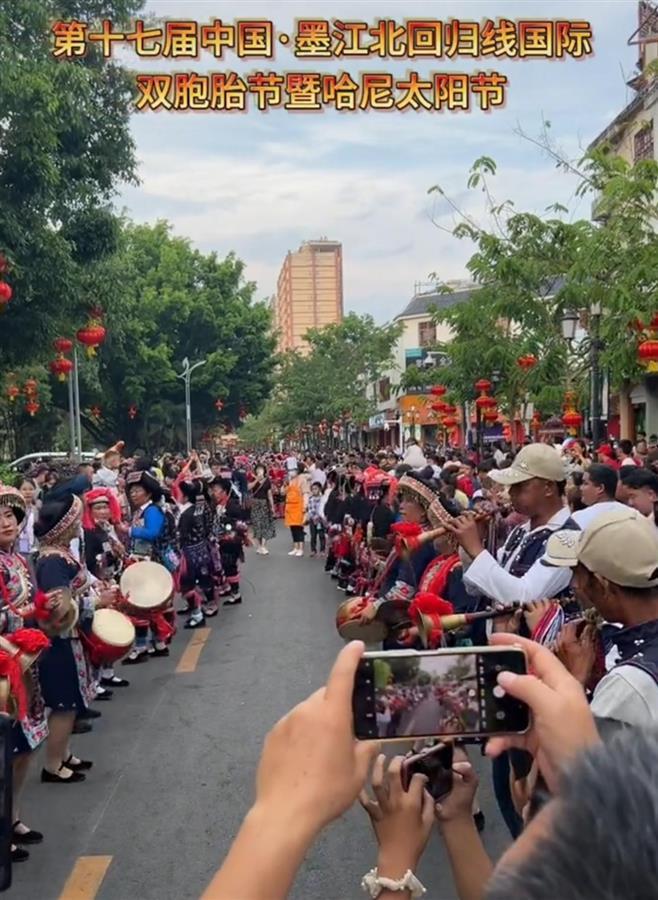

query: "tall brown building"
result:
(274, 239), (343, 354)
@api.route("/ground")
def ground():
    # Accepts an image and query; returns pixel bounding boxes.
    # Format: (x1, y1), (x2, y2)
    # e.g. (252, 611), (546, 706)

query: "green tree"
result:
(0, 0), (142, 366)
(272, 313), (403, 433)
(79, 221), (276, 450)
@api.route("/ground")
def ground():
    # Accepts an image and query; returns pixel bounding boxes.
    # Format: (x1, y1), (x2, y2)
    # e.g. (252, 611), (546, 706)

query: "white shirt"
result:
(620, 457), (638, 467)
(591, 665), (658, 727)
(311, 468), (327, 488)
(571, 500), (629, 530)
(463, 507), (575, 607)
(285, 456), (298, 473)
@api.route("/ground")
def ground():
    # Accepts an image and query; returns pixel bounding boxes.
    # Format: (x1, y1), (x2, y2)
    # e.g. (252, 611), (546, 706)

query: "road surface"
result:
(12, 530), (510, 899)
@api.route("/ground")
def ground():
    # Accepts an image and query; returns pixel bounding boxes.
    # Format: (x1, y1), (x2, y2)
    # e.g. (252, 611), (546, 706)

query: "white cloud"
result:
(118, 0), (639, 321)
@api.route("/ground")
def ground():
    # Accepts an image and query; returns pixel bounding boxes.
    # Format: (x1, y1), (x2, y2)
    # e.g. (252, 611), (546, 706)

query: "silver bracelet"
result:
(361, 867), (426, 898)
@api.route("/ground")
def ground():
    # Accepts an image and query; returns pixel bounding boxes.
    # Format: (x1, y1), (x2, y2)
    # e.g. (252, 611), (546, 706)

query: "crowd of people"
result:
(0, 445), (256, 865)
(1, 430), (658, 898)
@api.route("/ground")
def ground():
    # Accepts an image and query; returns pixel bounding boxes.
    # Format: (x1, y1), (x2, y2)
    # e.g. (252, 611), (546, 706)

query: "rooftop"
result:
(396, 284), (477, 319)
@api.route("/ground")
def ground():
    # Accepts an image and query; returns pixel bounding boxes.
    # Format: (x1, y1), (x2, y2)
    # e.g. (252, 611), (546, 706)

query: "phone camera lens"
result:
(495, 710), (506, 720)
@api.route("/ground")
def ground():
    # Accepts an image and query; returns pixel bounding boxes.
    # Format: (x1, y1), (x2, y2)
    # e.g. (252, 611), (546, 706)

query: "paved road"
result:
(12, 529), (510, 899)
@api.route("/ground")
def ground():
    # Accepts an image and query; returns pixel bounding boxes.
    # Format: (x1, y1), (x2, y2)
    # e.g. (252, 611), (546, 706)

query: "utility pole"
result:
(177, 357), (206, 454)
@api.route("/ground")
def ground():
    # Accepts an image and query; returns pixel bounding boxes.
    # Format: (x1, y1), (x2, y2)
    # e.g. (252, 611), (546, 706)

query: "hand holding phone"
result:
(359, 754), (434, 875)
(401, 742), (454, 801)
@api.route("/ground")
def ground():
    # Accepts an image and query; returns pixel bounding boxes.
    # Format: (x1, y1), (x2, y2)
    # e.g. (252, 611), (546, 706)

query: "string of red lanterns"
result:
(76, 307), (106, 357)
(0, 254), (12, 312)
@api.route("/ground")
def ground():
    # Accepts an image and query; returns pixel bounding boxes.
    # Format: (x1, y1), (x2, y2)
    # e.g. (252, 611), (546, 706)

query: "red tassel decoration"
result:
(10, 628), (51, 655)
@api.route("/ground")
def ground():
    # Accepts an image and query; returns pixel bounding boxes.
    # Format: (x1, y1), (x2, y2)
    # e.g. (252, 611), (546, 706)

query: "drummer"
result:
(34, 484), (117, 784)
(82, 489), (129, 688)
(122, 470), (171, 663)
(0, 487), (48, 862)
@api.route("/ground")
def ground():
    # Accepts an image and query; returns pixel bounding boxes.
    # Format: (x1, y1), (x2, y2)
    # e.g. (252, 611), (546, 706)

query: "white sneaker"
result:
(288, 549), (297, 556)
(261, 548), (269, 555)
(295, 549), (304, 557)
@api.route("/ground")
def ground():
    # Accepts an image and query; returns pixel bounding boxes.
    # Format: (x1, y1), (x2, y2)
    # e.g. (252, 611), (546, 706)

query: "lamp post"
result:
(177, 357), (206, 454)
(589, 302), (603, 447)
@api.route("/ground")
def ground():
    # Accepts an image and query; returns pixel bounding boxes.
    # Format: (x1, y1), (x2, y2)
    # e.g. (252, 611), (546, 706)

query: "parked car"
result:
(8, 451), (98, 472)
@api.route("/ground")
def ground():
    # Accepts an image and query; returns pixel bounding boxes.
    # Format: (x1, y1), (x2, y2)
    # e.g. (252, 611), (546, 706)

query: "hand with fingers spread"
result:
(485, 633), (600, 792)
(360, 754), (434, 878)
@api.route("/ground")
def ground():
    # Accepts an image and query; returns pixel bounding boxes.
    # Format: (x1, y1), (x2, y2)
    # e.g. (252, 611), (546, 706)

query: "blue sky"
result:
(117, 0), (641, 321)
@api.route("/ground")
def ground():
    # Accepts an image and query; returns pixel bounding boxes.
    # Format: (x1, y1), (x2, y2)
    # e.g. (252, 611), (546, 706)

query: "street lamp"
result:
(560, 309), (579, 343)
(177, 357), (206, 454)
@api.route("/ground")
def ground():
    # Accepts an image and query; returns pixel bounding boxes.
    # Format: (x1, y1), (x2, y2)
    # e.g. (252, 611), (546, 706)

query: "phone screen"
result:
(353, 647), (529, 741)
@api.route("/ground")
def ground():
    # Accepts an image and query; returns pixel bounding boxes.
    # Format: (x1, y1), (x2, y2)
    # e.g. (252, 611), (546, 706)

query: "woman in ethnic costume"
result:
(35, 487), (113, 783)
(0, 487), (49, 860)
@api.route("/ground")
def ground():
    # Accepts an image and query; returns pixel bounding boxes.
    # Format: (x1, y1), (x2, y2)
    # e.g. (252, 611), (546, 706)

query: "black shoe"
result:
(64, 755), (93, 771)
(72, 720), (92, 735)
(123, 650), (149, 665)
(12, 822), (43, 845)
(223, 596), (242, 606)
(11, 846), (29, 862)
(473, 811), (486, 833)
(40, 767), (86, 784)
(96, 690), (113, 701)
(150, 646), (169, 657)
(77, 708), (101, 720)
(101, 676), (130, 687)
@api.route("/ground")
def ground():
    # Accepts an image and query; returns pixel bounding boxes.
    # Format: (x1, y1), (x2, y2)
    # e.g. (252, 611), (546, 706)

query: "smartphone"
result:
(401, 742), (454, 801)
(352, 646), (529, 741)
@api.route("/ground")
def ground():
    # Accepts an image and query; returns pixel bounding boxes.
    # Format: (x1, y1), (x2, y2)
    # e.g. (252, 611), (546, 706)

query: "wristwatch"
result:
(361, 868), (426, 898)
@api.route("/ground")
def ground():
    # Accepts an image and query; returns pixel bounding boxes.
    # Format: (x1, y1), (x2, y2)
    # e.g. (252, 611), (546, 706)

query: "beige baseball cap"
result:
(543, 507), (658, 588)
(489, 444), (566, 486)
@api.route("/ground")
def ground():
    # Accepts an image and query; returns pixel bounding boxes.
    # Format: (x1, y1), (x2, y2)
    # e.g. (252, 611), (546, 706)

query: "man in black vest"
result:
(544, 507), (658, 729)
(447, 443), (577, 607)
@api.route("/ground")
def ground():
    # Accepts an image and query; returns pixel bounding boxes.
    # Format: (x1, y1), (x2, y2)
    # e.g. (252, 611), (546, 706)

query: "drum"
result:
(80, 609), (136, 668)
(336, 596), (387, 643)
(119, 560), (174, 618)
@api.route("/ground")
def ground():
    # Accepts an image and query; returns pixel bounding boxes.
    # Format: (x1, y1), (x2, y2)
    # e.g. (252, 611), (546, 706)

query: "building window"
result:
(378, 377), (391, 402)
(634, 123), (654, 163)
(418, 321), (436, 348)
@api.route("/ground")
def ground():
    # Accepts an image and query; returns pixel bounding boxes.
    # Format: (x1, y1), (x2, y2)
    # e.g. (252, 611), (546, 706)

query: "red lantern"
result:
(0, 281), (13, 307)
(517, 354), (538, 371)
(215, 398), (224, 412)
(442, 415), (458, 429)
(474, 379), (492, 393)
(128, 404), (138, 420)
(442, 403), (457, 416)
(482, 395), (497, 409)
(430, 401), (446, 414)
(638, 339), (658, 372)
(429, 385), (447, 397)
(23, 379), (38, 397)
(562, 410), (583, 430)
(475, 393), (492, 410)
(77, 323), (106, 357)
(25, 399), (39, 417)
(484, 408), (499, 424)
(50, 356), (74, 382)
(6, 384), (20, 403)
(53, 337), (73, 355)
